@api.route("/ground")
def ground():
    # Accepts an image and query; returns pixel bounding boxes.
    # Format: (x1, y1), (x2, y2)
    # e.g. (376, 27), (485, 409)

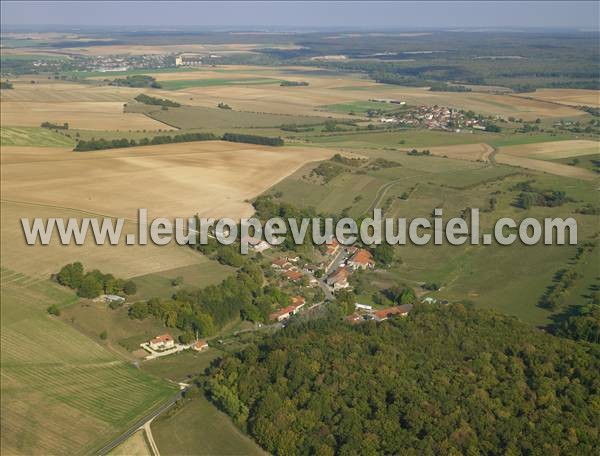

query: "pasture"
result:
(152, 396), (266, 456)
(0, 271), (176, 456)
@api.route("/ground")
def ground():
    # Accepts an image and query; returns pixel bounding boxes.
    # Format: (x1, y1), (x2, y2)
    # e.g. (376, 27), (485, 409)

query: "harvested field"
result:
(0, 201), (208, 279)
(512, 89), (600, 108)
(1, 81), (148, 103)
(108, 431), (151, 456)
(497, 139), (599, 159)
(1, 101), (171, 131)
(426, 143), (495, 162)
(1, 141), (333, 221)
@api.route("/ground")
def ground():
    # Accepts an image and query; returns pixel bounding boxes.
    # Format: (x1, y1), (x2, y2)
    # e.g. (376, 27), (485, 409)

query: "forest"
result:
(203, 304), (600, 455)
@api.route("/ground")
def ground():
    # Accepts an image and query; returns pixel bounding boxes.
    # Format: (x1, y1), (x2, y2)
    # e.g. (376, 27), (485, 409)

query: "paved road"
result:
(95, 390), (183, 455)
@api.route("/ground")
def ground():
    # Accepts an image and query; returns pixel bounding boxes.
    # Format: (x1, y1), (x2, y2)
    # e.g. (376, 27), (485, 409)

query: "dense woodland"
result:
(204, 304), (600, 455)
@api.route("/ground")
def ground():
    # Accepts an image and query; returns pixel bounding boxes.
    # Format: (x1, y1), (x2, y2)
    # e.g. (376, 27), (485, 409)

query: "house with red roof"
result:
(348, 249), (375, 270)
(149, 333), (175, 351)
(373, 304), (413, 321)
(192, 340), (209, 351)
(325, 267), (350, 290)
(284, 270), (304, 282)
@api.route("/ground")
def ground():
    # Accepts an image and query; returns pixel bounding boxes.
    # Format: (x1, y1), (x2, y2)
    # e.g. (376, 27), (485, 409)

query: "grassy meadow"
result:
(152, 396), (266, 456)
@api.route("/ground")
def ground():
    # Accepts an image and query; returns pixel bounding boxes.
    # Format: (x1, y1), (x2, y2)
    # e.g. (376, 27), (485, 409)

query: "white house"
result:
(149, 334), (175, 351)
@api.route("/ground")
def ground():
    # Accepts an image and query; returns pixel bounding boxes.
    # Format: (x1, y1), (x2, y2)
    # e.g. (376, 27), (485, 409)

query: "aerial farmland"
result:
(1, 2), (599, 455)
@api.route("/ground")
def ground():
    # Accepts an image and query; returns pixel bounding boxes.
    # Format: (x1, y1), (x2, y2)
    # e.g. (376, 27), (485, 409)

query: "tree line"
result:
(73, 132), (217, 151)
(74, 132), (284, 151)
(222, 133), (284, 146)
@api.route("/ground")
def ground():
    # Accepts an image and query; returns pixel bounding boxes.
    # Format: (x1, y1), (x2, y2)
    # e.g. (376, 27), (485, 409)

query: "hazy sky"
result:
(1, 1), (598, 29)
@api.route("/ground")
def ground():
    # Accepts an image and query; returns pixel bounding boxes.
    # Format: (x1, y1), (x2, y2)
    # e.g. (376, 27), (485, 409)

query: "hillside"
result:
(204, 305), (600, 455)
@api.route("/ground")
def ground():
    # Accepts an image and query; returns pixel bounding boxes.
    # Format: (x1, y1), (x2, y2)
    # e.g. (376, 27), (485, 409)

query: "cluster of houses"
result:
(271, 255), (317, 285)
(379, 105), (486, 132)
(324, 241), (376, 291)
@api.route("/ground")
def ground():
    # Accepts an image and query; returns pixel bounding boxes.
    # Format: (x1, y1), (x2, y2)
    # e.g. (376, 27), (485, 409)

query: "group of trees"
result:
(407, 149), (431, 156)
(512, 181), (571, 209)
(222, 133), (284, 147)
(280, 80), (309, 86)
(74, 132), (217, 151)
(134, 93), (180, 107)
(110, 75), (161, 88)
(41, 121), (69, 130)
(203, 304), (600, 455)
(55, 262), (137, 299)
(0, 81), (14, 89)
(128, 264), (292, 333)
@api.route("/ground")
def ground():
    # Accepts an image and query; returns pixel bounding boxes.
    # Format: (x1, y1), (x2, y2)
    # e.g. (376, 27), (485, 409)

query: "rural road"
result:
(95, 390), (183, 455)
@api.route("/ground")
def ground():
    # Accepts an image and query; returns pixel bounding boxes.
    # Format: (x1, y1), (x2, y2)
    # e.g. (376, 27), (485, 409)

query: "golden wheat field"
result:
(1, 141), (333, 221)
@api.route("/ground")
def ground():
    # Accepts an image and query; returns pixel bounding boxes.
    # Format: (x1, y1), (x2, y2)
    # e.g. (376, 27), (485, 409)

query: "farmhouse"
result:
(149, 334), (175, 351)
(192, 340), (209, 351)
(373, 304), (413, 321)
(348, 249), (375, 270)
(326, 267), (350, 290)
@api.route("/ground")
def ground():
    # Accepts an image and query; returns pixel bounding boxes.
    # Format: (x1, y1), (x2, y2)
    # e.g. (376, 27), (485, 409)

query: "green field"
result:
(132, 261), (235, 300)
(152, 396), (266, 456)
(552, 153), (600, 172)
(0, 269), (177, 456)
(127, 103), (325, 130)
(318, 100), (404, 115)
(304, 129), (500, 149)
(159, 77), (284, 90)
(1, 126), (75, 147)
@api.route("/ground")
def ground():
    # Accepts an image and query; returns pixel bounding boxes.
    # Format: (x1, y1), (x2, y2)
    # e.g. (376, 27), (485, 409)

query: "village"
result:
(373, 101), (489, 132)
